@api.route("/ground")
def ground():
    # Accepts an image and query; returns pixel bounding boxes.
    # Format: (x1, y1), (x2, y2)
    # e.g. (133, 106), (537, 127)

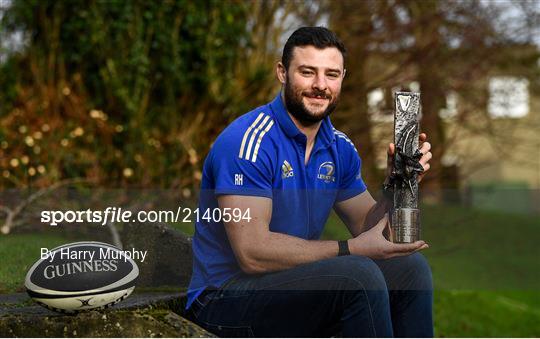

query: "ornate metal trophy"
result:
(390, 92), (423, 243)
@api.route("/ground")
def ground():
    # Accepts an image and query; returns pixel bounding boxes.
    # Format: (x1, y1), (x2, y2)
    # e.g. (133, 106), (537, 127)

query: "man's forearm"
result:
(240, 231), (340, 274)
(363, 195), (393, 233)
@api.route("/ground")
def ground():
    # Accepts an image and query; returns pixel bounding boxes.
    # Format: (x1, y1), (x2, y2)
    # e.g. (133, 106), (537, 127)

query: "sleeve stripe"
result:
(336, 134), (358, 151)
(333, 129), (358, 152)
(239, 113), (265, 159)
(251, 120), (274, 162)
(244, 115), (270, 161)
(239, 113), (274, 161)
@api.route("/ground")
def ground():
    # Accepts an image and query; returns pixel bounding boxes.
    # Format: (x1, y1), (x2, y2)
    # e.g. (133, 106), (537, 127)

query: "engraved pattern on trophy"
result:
(394, 121), (423, 207)
(391, 92), (423, 243)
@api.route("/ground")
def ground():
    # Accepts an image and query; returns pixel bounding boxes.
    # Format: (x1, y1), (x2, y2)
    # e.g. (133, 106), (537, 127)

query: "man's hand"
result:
(387, 132), (432, 183)
(348, 214), (428, 259)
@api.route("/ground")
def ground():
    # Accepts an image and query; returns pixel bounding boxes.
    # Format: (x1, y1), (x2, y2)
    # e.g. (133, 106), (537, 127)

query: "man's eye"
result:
(327, 73), (339, 78)
(301, 70), (314, 76)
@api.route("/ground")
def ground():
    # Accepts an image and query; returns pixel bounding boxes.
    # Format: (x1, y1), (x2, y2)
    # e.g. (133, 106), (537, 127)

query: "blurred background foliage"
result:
(0, 0), (279, 190)
(1, 0), (539, 196)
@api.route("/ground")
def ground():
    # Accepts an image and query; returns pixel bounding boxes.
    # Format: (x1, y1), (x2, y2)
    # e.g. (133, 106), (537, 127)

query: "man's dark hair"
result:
(282, 26), (347, 71)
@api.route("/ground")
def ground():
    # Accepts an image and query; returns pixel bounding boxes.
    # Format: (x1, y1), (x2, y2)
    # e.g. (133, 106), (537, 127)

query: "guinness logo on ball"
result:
(43, 260), (118, 280)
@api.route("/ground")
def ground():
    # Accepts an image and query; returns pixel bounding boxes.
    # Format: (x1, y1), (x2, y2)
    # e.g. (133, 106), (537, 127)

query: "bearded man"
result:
(186, 26), (433, 337)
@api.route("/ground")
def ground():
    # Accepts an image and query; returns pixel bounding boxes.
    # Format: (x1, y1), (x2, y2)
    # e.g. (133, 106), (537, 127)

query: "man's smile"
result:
(303, 93), (331, 105)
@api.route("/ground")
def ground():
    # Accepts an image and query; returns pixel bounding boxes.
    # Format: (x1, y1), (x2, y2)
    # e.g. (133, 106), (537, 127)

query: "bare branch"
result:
(0, 178), (93, 235)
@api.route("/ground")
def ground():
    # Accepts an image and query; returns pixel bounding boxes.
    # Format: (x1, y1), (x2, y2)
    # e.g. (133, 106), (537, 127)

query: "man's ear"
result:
(276, 62), (286, 84)
(343, 68), (347, 79)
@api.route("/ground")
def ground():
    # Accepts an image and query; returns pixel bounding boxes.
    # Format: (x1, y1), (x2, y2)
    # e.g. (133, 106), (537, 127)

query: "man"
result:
(186, 26), (433, 337)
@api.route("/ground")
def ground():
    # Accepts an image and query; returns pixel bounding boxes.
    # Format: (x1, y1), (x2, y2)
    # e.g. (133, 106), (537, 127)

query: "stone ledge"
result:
(0, 292), (213, 337)
(0, 222), (205, 337)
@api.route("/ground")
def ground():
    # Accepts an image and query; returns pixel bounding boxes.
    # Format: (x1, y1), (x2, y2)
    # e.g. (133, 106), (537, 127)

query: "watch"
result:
(338, 240), (350, 256)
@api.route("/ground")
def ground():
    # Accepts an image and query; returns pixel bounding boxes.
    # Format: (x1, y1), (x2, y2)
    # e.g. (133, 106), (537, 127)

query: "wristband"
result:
(338, 240), (350, 256)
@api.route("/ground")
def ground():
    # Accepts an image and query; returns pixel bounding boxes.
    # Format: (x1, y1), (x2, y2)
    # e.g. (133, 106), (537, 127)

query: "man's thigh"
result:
(193, 255), (388, 337)
(372, 253), (434, 337)
(373, 252), (433, 291)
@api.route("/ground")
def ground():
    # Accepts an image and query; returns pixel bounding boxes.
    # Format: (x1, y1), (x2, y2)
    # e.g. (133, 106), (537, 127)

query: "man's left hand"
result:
(387, 133), (432, 183)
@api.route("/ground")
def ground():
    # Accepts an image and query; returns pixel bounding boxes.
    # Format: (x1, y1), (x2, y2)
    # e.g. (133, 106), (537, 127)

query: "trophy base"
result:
(391, 208), (420, 243)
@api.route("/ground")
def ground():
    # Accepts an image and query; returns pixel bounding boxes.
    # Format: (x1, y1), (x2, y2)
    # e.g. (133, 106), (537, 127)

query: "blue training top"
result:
(186, 93), (367, 309)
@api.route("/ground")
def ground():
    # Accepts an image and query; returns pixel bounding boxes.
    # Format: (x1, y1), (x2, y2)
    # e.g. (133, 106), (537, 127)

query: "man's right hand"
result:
(348, 214), (428, 259)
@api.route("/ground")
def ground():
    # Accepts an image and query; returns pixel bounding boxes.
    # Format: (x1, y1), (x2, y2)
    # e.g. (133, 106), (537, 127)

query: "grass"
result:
(434, 290), (540, 337)
(1, 204), (539, 336)
(322, 204), (540, 337)
(421, 204), (539, 290)
(424, 205), (540, 337)
(0, 234), (69, 293)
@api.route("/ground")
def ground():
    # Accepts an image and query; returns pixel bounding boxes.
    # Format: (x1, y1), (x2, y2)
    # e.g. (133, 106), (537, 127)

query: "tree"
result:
(328, 0), (540, 200)
(0, 0), (251, 189)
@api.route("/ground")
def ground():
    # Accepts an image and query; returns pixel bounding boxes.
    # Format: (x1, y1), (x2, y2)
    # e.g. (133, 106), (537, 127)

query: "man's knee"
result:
(403, 252), (432, 289)
(320, 255), (388, 290)
(377, 252), (432, 290)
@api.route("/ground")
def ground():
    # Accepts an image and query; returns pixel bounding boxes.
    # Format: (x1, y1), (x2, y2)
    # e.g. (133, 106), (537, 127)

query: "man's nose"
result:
(312, 73), (328, 91)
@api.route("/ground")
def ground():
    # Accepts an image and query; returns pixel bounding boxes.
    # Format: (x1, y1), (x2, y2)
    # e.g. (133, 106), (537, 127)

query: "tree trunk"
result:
(410, 0), (446, 202)
(329, 1), (381, 190)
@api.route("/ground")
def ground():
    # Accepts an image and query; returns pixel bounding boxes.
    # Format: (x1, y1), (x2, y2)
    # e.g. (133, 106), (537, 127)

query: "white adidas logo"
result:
(281, 160), (294, 178)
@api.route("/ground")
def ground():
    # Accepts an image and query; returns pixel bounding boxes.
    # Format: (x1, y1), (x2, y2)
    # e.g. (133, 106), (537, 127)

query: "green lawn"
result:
(425, 205), (540, 337)
(323, 204), (540, 290)
(322, 204), (540, 337)
(0, 234), (68, 293)
(434, 290), (540, 337)
(1, 204), (539, 336)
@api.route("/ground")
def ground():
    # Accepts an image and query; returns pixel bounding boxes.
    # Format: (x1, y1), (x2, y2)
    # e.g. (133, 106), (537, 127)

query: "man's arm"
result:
(221, 194), (428, 275)
(334, 190), (390, 237)
(219, 195), (340, 274)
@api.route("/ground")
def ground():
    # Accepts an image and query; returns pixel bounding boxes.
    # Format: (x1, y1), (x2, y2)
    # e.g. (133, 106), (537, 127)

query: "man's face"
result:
(279, 46), (345, 125)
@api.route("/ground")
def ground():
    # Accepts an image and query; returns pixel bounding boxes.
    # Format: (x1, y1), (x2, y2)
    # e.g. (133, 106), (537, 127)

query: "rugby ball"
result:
(25, 241), (138, 313)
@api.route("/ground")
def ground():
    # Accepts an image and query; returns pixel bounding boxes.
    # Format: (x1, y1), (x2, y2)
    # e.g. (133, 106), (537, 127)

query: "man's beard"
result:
(283, 77), (339, 126)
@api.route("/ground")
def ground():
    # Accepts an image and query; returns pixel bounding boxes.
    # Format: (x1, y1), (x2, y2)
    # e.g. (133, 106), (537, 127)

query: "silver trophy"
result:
(390, 92), (423, 243)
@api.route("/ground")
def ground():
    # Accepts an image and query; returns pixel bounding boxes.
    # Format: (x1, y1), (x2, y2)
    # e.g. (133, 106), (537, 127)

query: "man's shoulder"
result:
(221, 106), (275, 138)
(331, 128), (363, 182)
(212, 104), (278, 163)
(332, 128), (358, 155)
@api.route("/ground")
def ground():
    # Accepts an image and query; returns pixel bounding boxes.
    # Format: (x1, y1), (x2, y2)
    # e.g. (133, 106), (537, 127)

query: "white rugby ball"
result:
(25, 241), (139, 313)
